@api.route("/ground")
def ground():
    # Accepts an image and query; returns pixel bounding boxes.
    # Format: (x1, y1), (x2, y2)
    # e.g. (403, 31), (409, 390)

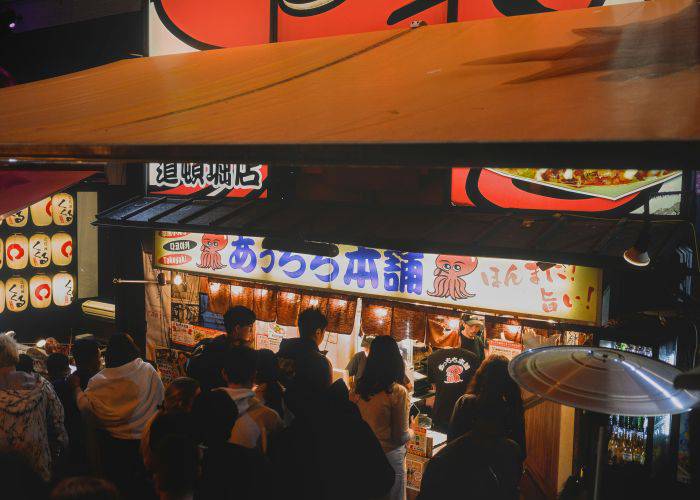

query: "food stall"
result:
(1, 0), (698, 497)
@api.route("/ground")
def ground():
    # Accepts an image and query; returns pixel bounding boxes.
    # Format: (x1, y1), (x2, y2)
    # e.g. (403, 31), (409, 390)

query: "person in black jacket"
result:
(276, 308), (332, 416)
(187, 306), (256, 391)
(193, 390), (275, 500)
(268, 348), (395, 500)
(447, 355), (526, 460)
(418, 398), (522, 500)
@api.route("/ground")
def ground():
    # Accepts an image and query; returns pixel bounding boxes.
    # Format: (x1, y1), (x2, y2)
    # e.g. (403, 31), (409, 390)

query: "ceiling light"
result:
(624, 224), (651, 267)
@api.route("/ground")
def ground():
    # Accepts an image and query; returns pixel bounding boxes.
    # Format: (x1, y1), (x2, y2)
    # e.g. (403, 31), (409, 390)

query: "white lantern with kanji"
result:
(6, 276), (29, 312)
(30, 197), (53, 227)
(0, 281), (5, 314)
(6, 208), (29, 228)
(51, 232), (73, 266)
(30, 274), (52, 309)
(52, 193), (74, 226)
(52, 272), (75, 307)
(6, 234), (29, 270)
(29, 233), (52, 268)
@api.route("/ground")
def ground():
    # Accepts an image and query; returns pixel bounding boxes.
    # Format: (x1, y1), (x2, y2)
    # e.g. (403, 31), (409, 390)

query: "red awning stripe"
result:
(0, 170), (97, 219)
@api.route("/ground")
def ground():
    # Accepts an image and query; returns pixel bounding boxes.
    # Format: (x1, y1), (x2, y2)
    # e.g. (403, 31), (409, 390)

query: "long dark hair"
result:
(467, 355), (523, 416)
(356, 335), (405, 401)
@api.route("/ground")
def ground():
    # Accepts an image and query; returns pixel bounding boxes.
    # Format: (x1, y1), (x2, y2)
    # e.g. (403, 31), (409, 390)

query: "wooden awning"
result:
(1, 0), (698, 167)
(94, 196), (688, 268)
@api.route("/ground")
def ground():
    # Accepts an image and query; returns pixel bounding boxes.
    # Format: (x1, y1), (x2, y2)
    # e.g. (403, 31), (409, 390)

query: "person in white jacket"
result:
(71, 333), (164, 496)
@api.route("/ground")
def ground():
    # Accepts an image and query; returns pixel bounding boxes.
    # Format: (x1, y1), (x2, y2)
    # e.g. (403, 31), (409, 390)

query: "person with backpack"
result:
(187, 306), (257, 391)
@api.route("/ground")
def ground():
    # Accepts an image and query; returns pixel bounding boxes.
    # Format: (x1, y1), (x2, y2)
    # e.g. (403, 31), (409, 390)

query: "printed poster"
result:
(170, 321), (223, 347)
(155, 347), (187, 386)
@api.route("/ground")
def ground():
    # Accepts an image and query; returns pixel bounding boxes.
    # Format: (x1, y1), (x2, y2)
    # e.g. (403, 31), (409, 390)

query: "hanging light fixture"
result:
(623, 223), (651, 267)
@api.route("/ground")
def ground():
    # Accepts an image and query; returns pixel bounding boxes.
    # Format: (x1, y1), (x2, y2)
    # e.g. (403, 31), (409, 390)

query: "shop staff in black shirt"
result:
(459, 315), (486, 363)
(426, 346), (479, 432)
(345, 335), (374, 391)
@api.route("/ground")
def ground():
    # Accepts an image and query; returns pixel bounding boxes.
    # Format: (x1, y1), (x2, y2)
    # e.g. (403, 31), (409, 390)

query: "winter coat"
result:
(0, 373), (68, 480)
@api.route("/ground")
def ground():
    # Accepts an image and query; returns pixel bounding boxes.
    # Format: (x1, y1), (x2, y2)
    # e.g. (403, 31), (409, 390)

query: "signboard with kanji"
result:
(148, 163), (268, 199)
(155, 231), (603, 324)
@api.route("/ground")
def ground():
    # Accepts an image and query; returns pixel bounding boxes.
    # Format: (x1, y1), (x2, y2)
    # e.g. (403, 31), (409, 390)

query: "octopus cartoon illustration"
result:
(197, 234), (228, 270)
(428, 254), (478, 300)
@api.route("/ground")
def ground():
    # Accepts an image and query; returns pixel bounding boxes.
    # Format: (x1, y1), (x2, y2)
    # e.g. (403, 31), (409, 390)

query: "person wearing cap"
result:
(459, 316), (486, 363)
(346, 335), (374, 391)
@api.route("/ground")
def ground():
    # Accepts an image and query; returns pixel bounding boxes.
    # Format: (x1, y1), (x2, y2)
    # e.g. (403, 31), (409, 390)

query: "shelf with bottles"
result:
(607, 415), (648, 467)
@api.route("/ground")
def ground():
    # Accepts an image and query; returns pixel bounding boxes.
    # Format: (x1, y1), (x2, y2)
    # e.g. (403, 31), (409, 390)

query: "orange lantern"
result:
(52, 193), (74, 226)
(29, 233), (52, 268)
(51, 233), (73, 266)
(30, 275), (52, 309)
(0, 281), (5, 314)
(6, 208), (29, 228)
(6, 276), (29, 312)
(52, 272), (75, 307)
(6, 234), (29, 270)
(30, 197), (53, 227)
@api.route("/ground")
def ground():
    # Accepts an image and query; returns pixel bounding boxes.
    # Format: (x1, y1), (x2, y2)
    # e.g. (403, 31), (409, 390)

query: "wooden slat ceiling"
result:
(1, 0), (698, 167)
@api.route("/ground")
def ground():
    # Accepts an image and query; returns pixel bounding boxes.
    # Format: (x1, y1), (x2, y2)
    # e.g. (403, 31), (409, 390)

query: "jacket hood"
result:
(0, 374), (48, 415)
(218, 387), (257, 414)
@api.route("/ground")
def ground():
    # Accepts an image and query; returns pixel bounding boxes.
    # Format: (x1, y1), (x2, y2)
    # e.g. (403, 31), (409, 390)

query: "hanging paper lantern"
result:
(0, 238), (4, 269)
(6, 208), (29, 227)
(30, 197), (53, 227)
(51, 232), (73, 266)
(6, 234), (29, 270)
(6, 276), (29, 312)
(0, 281), (5, 314)
(29, 233), (52, 268)
(52, 193), (74, 226)
(30, 274), (52, 309)
(52, 272), (75, 306)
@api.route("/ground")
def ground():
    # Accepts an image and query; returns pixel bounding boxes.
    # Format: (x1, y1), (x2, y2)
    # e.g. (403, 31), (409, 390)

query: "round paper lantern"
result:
(0, 281), (5, 314)
(0, 238), (4, 269)
(6, 276), (29, 312)
(29, 233), (52, 268)
(6, 208), (29, 227)
(6, 234), (29, 270)
(51, 232), (73, 266)
(30, 197), (53, 227)
(52, 193), (74, 226)
(52, 272), (75, 307)
(30, 274), (52, 309)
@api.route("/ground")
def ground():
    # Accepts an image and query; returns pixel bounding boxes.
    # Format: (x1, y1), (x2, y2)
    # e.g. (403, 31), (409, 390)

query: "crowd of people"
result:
(0, 305), (526, 500)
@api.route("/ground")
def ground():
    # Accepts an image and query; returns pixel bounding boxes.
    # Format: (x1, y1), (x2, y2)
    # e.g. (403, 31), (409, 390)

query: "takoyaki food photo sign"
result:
(0, 192), (77, 318)
(155, 231), (602, 324)
(452, 168), (684, 216)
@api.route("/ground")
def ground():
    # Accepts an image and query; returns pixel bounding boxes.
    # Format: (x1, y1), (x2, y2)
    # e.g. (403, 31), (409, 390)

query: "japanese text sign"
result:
(155, 231), (603, 324)
(148, 163), (268, 198)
